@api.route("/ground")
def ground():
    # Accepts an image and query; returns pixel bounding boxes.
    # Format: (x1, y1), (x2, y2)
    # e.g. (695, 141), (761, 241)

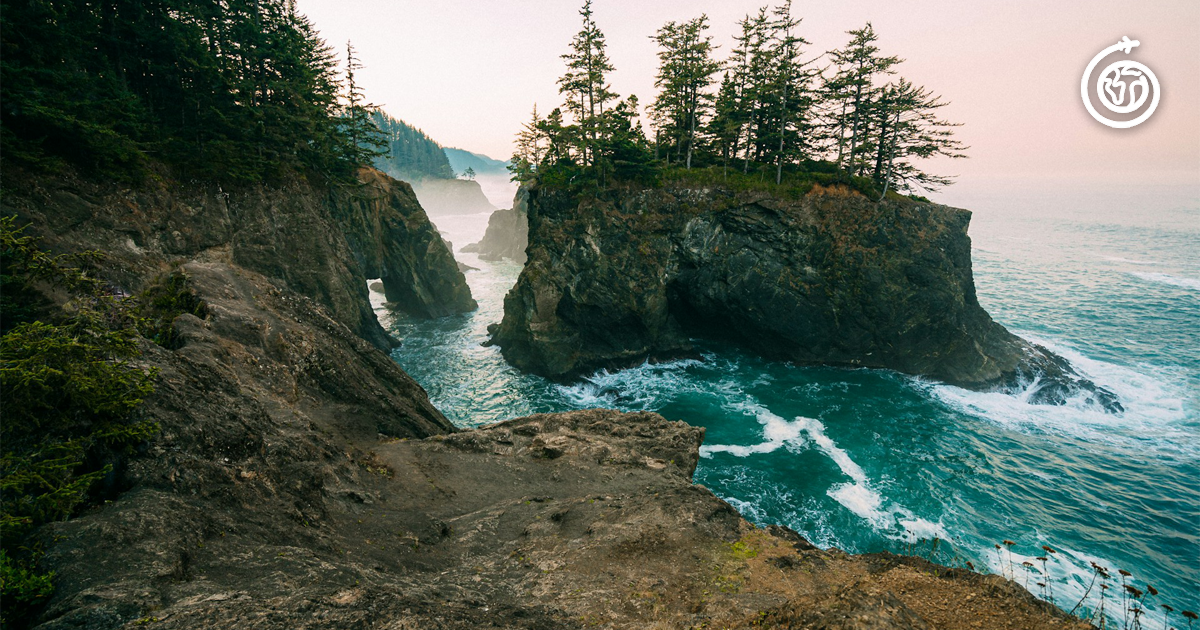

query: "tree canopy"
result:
(510, 2), (967, 196)
(0, 0), (380, 183)
(370, 110), (456, 181)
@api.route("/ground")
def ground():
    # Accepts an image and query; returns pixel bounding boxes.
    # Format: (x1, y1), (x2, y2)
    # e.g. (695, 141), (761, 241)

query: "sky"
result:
(296, 0), (1200, 193)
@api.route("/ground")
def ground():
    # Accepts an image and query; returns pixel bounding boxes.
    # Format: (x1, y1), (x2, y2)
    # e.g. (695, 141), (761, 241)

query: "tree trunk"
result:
(686, 88), (697, 169)
(776, 76), (789, 185)
(872, 103), (890, 183)
(847, 82), (863, 180)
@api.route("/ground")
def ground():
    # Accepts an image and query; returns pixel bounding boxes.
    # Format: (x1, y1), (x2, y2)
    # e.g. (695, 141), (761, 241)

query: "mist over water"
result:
(382, 179), (1199, 622)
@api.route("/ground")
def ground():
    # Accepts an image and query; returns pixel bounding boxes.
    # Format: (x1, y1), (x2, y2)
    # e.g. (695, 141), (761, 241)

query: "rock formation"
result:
(2, 166), (476, 350)
(462, 185), (530, 263)
(408, 177), (497, 215)
(491, 183), (1119, 410)
(3, 168), (1094, 629)
(30, 396), (1087, 629)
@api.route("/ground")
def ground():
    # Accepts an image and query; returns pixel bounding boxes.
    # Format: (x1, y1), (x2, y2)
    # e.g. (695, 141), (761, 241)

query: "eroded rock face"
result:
(6, 167), (1094, 629)
(462, 185), (530, 263)
(491, 184), (1118, 409)
(2, 166), (475, 350)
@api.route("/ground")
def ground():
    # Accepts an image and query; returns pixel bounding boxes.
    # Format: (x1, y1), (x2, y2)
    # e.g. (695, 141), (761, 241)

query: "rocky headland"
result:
(490, 182), (1120, 410)
(3, 166), (476, 350)
(2, 168), (1090, 629)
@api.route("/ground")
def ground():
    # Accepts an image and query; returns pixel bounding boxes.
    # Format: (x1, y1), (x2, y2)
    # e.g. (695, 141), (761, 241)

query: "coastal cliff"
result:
(2, 169), (1088, 629)
(491, 183), (1118, 409)
(2, 166), (476, 350)
(29, 400), (1087, 629)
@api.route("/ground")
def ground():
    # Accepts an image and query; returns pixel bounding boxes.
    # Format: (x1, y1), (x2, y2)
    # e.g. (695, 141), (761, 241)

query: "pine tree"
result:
(825, 23), (901, 178)
(558, 0), (616, 176)
(509, 105), (546, 182)
(869, 78), (968, 192)
(649, 15), (722, 169)
(0, 0), (381, 181)
(763, 0), (813, 184)
(342, 41), (385, 167)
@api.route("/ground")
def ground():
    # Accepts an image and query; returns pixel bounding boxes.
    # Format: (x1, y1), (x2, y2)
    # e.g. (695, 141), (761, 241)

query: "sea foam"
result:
(1129, 271), (1200, 291)
(928, 336), (1194, 456)
(702, 405), (947, 542)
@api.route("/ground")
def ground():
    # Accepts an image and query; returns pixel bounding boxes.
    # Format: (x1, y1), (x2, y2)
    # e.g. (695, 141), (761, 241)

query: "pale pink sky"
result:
(297, 0), (1199, 186)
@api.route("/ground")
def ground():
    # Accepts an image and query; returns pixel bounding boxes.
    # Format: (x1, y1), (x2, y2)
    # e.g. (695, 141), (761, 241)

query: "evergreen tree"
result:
(762, 0), (814, 184)
(342, 41), (385, 167)
(557, 0), (616, 176)
(824, 23), (901, 178)
(0, 0), (378, 182)
(596, 94), (656, 183)
(508, 105), (545, 182)
(649, 15), (721, 169)
(370, 110), (455, 181)
(868, 78), (968, 192)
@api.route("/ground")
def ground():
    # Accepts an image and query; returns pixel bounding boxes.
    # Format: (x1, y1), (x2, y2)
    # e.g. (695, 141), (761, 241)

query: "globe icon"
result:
(1081, 36), (1160, 129)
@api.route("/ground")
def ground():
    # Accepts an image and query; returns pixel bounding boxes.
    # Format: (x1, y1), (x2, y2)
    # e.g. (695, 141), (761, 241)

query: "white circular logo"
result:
(1081, 36), (1160, 128)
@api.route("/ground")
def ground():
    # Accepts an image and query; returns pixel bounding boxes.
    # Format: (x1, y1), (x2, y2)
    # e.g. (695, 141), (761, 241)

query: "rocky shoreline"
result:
(4, 169), (1092, 629)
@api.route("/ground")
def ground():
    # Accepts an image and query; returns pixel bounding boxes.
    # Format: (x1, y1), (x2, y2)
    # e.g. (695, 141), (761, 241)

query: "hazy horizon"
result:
(297, 0), (1199, 193)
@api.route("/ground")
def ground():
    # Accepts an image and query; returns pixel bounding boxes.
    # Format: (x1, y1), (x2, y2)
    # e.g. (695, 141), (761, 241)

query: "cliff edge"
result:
(4, 170), (1089, 629)
(33, 405), (1086, 629)
(2, 166), (476, 351)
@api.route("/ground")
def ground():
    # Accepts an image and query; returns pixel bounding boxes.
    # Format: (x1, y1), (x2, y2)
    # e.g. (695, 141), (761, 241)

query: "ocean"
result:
(377, 177), (1199, 624)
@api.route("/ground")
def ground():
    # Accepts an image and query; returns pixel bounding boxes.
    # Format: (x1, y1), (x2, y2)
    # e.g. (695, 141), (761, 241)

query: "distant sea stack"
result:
(462, 186), (530, 263)
(490, 183), (1120, 410)
(408, 177), (497, 216)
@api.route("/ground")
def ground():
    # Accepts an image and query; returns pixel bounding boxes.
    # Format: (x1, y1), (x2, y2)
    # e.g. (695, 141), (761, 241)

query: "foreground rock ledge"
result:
(38, 407), (1088, 628)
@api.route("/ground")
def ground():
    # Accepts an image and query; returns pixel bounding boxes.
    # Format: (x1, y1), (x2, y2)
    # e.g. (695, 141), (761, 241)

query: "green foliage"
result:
(371, 110), (455, 181)
(134, 272), (208, 349)
(0, 549), (55, 617)
(0, 0), (373, 182)
(660, 163), (885, 200)
(515, 2), (966, 197)
(0, 219), (158, 624)
(649, 15), (722, 169)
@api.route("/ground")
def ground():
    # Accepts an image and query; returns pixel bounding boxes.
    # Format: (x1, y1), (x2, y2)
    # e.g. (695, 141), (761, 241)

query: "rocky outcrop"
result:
(462, 185), (530, 263)
(32, 403), (1086, 629)
(9, 167), (1088, 630)
(409, 177), (497, 215)
(2, 166), (475, 349)
(491, 183), (1118, 409)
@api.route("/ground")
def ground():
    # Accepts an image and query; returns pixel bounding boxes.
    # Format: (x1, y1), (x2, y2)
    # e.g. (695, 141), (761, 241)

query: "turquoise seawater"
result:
(380, 179), (1199, 623)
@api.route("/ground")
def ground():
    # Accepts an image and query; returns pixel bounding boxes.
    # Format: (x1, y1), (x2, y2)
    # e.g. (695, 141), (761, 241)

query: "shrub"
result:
(0, 218), (158, 624)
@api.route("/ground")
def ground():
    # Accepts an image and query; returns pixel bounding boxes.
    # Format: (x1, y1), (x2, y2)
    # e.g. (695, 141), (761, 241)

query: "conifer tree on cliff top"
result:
(509, 4), (965, 194)
(557, 0), (616, 171)
(649, 15), (721, 170)
(0, 0), (382, 182)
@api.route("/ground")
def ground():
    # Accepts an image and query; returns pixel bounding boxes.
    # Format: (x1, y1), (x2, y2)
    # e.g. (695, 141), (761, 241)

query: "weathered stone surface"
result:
(9, 168), (1092, 630)
(2, 166), (475, 350)
(492, 183), (1118, 409)
(32, 404), (1088, 630)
